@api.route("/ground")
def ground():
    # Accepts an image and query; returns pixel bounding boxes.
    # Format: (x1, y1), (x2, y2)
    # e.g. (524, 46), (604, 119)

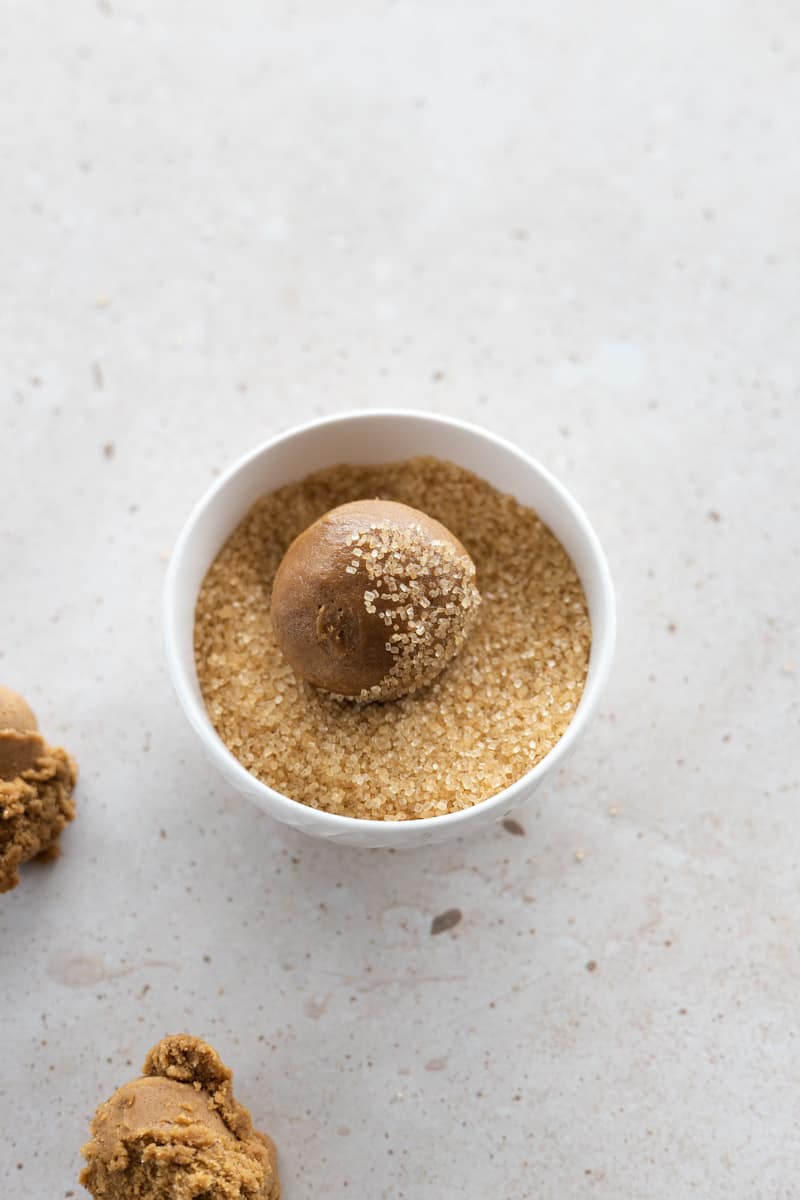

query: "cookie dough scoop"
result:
(0, 687), (77, 893)
(0, 686), (43, 781)
(80, 1034), (280, 1200)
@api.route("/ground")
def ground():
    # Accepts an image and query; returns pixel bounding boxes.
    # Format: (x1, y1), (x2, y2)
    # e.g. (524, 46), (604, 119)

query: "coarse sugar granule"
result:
(194, 456), (591, 820)
(335, 512), (480, 701)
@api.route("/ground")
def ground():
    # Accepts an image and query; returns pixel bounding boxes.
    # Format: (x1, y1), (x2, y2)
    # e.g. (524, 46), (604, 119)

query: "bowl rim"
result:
(164, 408), (616, 837)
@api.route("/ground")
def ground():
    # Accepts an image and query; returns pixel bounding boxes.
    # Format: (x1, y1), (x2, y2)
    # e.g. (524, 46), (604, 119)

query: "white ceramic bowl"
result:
(164, 410), (615, 848)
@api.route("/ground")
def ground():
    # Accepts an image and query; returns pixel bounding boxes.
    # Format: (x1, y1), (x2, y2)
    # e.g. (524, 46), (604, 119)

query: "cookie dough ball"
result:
(80, 1034), (280, 1200)
(0, 686), (42, 781)
(0, 686), (38, 735)
(271, 499), (481, 701)
(0, 688), (77, 893)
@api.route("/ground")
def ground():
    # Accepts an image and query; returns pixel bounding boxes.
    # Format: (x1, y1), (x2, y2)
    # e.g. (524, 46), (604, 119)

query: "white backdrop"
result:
(1, 2), (798, 1197)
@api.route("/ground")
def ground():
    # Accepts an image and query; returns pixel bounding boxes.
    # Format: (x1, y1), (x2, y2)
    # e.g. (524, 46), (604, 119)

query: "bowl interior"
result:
(165, 412), (614, 846)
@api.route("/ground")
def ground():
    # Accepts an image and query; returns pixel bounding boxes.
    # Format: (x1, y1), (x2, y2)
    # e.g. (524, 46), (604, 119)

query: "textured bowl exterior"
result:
(163, 411), (615, 849)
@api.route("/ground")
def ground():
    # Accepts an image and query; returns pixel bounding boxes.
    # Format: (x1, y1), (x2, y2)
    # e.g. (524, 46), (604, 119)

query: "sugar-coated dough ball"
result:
(271, 499), (481, 701)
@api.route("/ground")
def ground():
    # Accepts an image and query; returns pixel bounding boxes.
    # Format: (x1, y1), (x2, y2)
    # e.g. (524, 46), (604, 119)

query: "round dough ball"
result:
(0, 687), (38, 733)
(90, 1076), (231, 1162)
(0, 687), (43, 781)
(271, 499), (481, 701)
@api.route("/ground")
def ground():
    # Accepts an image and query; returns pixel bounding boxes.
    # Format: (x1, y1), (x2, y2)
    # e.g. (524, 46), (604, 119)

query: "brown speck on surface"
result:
(708, 509), (721, 521)
(679, 1007), (688, 1015)
(608, 804), (618, 816)
(431, 908), (462, 935)
(304, 995), (330, 1020)
(586, 960), (598, 972)
(425, 1057), (448, 1071)
(431, 369), (446, 381)
(502, 817), (525, 836)
(667, 622), (677, 633)
(92, 362), (104, 389)
(102, 442), (115, 459)
(575, 850), (586, 862)
(160, 828), (167, 839)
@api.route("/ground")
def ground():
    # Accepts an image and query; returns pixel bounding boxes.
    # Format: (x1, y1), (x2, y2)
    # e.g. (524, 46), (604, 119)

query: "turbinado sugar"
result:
(194, 457), (591, 821)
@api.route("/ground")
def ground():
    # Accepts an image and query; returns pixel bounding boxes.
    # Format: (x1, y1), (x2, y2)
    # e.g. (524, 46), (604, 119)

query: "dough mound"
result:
(271, 498), (481, 701)
(0, 686), (77, 893)
(80, 1034), (280, 1200)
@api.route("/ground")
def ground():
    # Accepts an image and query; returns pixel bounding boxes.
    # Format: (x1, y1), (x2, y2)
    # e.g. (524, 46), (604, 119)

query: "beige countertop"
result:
(1, 2), (798, 1196)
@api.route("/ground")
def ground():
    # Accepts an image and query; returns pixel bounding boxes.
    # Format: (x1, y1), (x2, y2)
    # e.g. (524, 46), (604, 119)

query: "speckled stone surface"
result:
(1, 2), (799, 1197)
